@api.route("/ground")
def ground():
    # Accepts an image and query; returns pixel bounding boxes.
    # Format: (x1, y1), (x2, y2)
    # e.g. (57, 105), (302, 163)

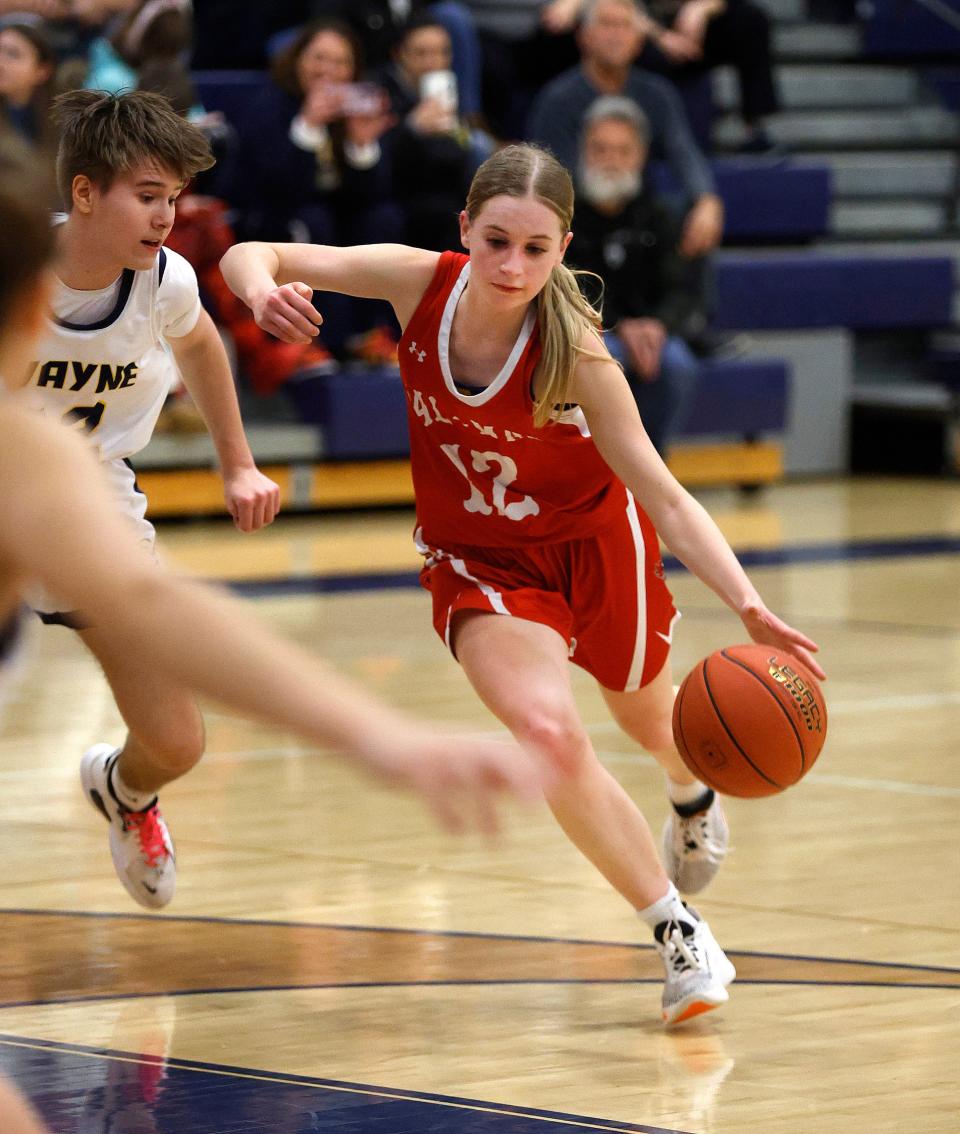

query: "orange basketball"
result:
(672, 644), (827, 798)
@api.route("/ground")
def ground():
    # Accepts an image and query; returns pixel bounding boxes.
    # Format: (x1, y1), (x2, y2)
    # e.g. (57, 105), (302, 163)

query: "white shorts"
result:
(31, 457), (156, 626)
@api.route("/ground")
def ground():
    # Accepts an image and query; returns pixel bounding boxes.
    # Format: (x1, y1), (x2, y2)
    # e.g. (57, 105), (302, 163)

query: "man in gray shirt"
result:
(528, 0), (724, 256)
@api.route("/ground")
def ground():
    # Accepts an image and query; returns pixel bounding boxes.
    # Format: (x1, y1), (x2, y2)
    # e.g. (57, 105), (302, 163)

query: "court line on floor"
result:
(0, 1035), (689, 1134)
(1, 976), (958, 1016)
(2, 908), (956, 974)
(220, 533), (960, 601)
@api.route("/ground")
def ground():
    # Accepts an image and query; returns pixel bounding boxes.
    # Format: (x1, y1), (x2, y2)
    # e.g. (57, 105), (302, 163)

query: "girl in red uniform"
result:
(221, 143), (824, 1025)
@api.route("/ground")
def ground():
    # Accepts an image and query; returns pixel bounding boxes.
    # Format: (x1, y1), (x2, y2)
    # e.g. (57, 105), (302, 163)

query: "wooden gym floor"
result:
(0, 476), (958, 1133)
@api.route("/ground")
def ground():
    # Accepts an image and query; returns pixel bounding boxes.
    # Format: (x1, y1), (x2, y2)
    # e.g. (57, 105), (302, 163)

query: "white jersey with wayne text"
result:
(21, 247), (201, 461)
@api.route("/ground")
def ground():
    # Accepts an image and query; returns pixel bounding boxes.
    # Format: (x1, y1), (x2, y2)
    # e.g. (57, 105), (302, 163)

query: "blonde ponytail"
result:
(533, 262), (609, 427)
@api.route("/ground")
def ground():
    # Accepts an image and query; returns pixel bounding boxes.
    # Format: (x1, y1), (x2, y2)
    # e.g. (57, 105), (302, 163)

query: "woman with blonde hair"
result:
(221, 142), (823, 1025)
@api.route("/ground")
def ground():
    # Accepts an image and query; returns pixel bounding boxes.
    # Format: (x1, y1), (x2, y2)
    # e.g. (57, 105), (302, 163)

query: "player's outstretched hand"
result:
(253, 282), (323, 345)
(739, 603), (825, 680)
(223, 466), (282, 532)
(362, 728), (549, 836)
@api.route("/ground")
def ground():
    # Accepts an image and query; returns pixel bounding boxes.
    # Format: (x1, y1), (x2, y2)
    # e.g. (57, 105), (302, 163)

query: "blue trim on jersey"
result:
(158, 246), (167, 285)
(53, 267), (136, 331)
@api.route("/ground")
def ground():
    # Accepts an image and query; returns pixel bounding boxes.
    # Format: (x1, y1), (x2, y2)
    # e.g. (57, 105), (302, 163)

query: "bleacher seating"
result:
(181, 41), (957, 503)
(682, 358), (789, 437)
(652, 159), (832, 241)
(713, 253), (955, 330)
(860, 0), (960, 57)
(713, 161), (830, 240)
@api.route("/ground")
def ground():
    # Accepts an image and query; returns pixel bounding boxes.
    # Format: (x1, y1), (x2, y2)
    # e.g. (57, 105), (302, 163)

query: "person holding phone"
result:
(379, 13), (493, 253)
(231, 17), (401, 364)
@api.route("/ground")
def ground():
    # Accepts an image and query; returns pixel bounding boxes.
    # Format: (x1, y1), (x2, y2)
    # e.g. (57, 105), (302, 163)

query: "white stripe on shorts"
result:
(444, 556), (510, 647)
(413, 530), (511, 648)
(624, 491), (648, 692)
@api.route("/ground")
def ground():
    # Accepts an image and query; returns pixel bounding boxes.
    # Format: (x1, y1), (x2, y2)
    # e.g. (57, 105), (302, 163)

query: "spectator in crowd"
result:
(304, 0), (485, 121)
(232, 18), (402, 364)
(35, 0), (139, 90)
(109, 0), (195, 114)
(568, 96), (704, 456)
(527, 0), (723, 259)
(463, 0), (584, 140)
(0, 0), (69, 17)
(379, 13), (491, 252)
(639, 0), (782, 153)
(0, 17), (58, 161)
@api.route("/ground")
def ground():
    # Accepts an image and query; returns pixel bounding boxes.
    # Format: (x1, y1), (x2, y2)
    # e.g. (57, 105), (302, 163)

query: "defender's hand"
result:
(223, 466), (282, 532)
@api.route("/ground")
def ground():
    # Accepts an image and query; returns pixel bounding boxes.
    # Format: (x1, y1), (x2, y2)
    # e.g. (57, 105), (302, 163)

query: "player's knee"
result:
(146, 716), (205, 777)
(513, 708), (590, 776)
(632, 717), (675, 755)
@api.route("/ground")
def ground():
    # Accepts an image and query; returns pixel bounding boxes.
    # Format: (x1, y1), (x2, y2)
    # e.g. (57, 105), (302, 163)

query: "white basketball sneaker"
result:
(662, 793), (730, 895)
(80, 743), (176, 909)
(656, 911), (736, 1025)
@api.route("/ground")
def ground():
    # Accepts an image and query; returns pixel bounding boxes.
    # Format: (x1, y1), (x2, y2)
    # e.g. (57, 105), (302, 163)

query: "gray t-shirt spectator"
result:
(527, 65), (715, 204)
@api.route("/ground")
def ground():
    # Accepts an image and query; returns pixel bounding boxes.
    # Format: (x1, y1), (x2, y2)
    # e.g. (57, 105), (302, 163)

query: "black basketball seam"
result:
(720, 649), (807, 773)
(702, 660), (784, 789)
(674, 670), (692, 762)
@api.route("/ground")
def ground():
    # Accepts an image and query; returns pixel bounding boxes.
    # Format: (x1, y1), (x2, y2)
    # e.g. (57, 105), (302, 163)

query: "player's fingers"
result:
(470, 788), (502, 839)
(283, 289), (323, 326)
(790, 630), (820, 652)
(260, 313), (311, 344)
(275, 311), (318, 343)
(279, 285), (321, 324)
(234, 497), (255, 533)
(264, 487), (280, 524)
(461, 740), (542, 805)
(427, 788), (467, 836)
(796, 649), (826, 681)
(496, 751), (546, 805)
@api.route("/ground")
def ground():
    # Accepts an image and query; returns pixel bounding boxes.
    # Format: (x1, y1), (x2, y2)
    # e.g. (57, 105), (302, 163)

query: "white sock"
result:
(666, 776), (712, 808)
(110, 759), (156, 812)
(636, 882), (697, 933)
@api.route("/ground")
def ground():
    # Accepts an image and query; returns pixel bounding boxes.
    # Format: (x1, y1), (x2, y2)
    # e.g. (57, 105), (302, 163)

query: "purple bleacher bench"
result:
(681, 358), (789, 438)
(714, 254), (955, 330)
(650, 159), (831, 241)
(861, 0), (960, 57)
(712, 162), (831, 241)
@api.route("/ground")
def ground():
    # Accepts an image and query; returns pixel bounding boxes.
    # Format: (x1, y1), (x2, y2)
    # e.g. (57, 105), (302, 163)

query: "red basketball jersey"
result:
(400, 251), (628, 548)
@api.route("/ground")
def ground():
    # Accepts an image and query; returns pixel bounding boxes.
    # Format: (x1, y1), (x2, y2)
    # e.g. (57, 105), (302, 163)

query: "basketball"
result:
(672, 644), (827, 798)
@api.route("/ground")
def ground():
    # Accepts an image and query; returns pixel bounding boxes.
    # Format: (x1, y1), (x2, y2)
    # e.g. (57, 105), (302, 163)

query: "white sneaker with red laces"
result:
(80, 743), (176, 909)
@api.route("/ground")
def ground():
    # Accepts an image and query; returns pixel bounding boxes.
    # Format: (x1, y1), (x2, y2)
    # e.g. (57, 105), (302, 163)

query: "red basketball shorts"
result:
(416, 492), (678, 692)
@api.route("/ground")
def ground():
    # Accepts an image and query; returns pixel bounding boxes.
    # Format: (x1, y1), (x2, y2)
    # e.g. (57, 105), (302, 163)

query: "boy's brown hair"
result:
(52, 90), (214, 209)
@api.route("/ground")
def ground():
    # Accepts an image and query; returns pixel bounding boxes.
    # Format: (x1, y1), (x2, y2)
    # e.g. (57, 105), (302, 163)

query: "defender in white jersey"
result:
(13, 90), (282, 911)
(23, 241), (200, 554)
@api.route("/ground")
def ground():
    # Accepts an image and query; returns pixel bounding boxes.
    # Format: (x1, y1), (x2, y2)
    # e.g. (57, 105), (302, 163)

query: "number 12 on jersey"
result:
(440, 443), (540, 522)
